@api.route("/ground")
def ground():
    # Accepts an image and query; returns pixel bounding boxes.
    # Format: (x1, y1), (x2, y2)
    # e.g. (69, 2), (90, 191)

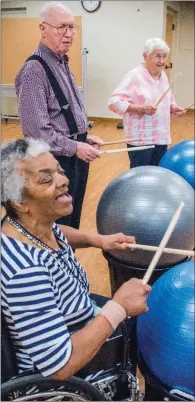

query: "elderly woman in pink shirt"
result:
(108, 38), (185, 168)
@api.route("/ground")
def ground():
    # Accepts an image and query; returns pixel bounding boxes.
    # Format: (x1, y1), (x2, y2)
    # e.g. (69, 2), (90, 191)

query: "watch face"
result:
(81, 1), (101, 12)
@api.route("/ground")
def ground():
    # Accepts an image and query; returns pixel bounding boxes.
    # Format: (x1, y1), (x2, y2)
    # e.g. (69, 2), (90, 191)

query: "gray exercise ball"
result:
(96, 166), (194, 267)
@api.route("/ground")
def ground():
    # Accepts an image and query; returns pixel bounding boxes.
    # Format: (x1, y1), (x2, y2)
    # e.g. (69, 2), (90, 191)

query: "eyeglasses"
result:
(151, 53), (168, 60)
(43, 22), (79, 35)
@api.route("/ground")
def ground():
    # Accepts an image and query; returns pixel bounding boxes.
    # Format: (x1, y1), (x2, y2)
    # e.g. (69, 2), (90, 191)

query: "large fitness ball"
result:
(159, 140), (195, 189)
(137, 260), (195, 396)
(96, 166), (194, 267)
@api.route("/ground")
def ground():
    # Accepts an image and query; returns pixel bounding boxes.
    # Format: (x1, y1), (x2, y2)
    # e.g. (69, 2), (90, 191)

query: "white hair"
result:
(40, 2), (72, 22)
(1, 138), (50, 205)
(144, 38), (170, 55)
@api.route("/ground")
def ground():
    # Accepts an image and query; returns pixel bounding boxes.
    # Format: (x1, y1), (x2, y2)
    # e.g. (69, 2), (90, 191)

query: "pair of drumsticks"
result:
(142, 201), (194, 284)
(99, 139), (154, 155)
(128, 208), (194, 282)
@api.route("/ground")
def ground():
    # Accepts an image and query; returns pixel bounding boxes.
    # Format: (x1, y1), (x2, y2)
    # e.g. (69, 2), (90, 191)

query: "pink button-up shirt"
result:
(108, 63), (176, 146)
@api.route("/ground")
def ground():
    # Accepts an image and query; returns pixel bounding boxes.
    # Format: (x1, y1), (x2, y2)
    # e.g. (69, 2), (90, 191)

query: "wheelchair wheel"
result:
(1, 373), (107, 401)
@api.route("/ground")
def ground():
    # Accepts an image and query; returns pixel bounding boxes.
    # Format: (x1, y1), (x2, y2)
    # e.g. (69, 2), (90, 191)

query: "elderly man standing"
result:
(15, 2), (103, 229)
(108, 38), (185, 168)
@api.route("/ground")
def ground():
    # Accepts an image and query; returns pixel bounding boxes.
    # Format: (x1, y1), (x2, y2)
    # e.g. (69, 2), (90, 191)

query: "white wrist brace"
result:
(99, 300), (127, 330)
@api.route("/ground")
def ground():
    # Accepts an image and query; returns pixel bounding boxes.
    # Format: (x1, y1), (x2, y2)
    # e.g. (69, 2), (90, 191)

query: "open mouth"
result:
(55, 191), (72, 204)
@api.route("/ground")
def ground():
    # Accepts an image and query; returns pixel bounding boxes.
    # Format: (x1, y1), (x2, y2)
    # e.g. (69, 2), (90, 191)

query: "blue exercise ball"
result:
(159, 140), (195, 189)
(96, 166), (194, 267)
(137, 260), (195, 396)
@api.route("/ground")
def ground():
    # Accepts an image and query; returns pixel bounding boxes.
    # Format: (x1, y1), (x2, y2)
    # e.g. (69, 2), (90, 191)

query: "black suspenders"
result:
(26, 55), (79, 137)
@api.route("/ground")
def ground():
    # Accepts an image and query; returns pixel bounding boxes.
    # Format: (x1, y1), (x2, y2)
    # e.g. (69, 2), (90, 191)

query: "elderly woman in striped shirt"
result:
(1, 138), (151, 381)
(108, 38), (185, 168)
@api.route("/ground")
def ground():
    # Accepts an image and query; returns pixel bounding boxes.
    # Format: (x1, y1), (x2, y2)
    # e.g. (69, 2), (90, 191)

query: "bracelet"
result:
(98, 300), (127, 330)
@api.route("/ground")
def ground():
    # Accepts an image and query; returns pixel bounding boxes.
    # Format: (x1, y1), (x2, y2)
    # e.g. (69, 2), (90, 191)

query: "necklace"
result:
(7, 217), (88, 290)
(7, 216), (60, 254)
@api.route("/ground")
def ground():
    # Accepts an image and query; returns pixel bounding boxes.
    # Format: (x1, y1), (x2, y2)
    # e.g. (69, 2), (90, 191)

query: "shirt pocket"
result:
(48, 87), (61, 112)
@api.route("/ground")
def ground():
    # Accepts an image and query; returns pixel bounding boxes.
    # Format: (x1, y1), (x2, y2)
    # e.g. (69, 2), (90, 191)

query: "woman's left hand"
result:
(100, 233), (136, 252)
(171, 105), (186, 116)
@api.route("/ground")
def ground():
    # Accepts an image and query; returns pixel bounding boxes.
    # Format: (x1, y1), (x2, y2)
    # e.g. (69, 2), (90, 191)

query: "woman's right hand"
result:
(113, 278), (152, 316)
(127, 104), (157, 116)
(139, 105), (157, 115)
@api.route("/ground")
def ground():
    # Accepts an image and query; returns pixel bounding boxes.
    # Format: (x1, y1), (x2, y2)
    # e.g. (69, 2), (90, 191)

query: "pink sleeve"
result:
(108, 71), (135, 115)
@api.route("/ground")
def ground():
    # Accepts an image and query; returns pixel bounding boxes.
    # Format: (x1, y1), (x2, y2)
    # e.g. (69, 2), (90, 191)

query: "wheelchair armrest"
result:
(8, 369), (37, 381)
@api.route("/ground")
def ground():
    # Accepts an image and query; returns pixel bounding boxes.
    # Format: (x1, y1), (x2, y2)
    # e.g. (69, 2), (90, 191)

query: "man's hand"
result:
(113, 278), (152, 316)
(76, 142), (100, 162)
(99, 233), (136, 252)
(171, 105), (186, 116)
(86, 135), (104, 149)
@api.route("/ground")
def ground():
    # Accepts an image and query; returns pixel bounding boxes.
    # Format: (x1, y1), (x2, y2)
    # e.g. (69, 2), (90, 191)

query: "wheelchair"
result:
(2, 309), (192, 402)
(1, 310), (143, 401)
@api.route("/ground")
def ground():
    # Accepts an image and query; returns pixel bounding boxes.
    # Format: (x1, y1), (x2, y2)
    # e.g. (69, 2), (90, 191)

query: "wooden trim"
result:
(88, 116), (122, 123)
(89, 109), (195, 121)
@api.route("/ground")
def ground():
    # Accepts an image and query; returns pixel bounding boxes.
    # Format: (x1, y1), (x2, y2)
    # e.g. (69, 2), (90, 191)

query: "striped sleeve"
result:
(6, 267), (72, 377)
(108, 70), (135, 115)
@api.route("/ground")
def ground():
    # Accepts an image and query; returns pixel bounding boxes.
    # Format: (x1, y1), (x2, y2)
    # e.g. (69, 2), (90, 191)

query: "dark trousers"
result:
(53, 135), (89, 229)
(127, 144), (168, 168)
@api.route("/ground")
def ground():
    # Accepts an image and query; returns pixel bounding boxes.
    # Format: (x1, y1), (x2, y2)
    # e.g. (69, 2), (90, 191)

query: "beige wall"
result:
(69, 0), (165, 118)
(2, 0), (194, 117)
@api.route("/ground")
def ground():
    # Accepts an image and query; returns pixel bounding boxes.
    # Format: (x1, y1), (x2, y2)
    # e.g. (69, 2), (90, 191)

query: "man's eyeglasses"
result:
(151, 53), (168, 60)
(43, 22), (79, 35)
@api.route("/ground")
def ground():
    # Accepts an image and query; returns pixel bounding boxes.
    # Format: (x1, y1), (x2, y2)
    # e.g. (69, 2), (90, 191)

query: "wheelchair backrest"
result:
(1, 312), (18, 383)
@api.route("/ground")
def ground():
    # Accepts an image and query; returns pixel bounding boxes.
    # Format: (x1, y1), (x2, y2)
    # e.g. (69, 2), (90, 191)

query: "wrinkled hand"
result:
(171, 105), (186, 116)
(76, 142), (100, 163)
(86, 135), (104, 149)
(113, 278), (152, 317)
(142, 105), (157, 116)
(100, 233), (136, 252)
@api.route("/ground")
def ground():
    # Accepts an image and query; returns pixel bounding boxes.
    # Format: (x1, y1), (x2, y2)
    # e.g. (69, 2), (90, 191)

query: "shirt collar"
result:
(139, 62), (163, 83)
(37, 42), (69, 64)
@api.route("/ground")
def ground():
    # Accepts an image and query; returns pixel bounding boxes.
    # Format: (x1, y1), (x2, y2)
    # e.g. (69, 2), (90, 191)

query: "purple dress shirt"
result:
(15, 42), (88, 157)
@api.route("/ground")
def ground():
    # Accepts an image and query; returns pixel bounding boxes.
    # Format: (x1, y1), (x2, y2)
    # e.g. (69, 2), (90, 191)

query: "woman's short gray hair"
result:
(144, 38), (170, 55)
(1, 138), (50, 210)
(40, 2), (72, 22)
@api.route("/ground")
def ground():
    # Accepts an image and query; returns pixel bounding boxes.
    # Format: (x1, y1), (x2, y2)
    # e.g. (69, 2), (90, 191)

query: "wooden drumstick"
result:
(142, 202), (184, 285)
(128, 243), (194, 257)
(185, 102), (195, 112)
(100, 138), (140, 146)
(100, 145), (155, 155)
(155, 72), (182, 107)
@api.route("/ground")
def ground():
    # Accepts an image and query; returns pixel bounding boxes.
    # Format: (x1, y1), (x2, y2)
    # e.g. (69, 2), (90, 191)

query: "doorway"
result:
(165, 9), (177, 81)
